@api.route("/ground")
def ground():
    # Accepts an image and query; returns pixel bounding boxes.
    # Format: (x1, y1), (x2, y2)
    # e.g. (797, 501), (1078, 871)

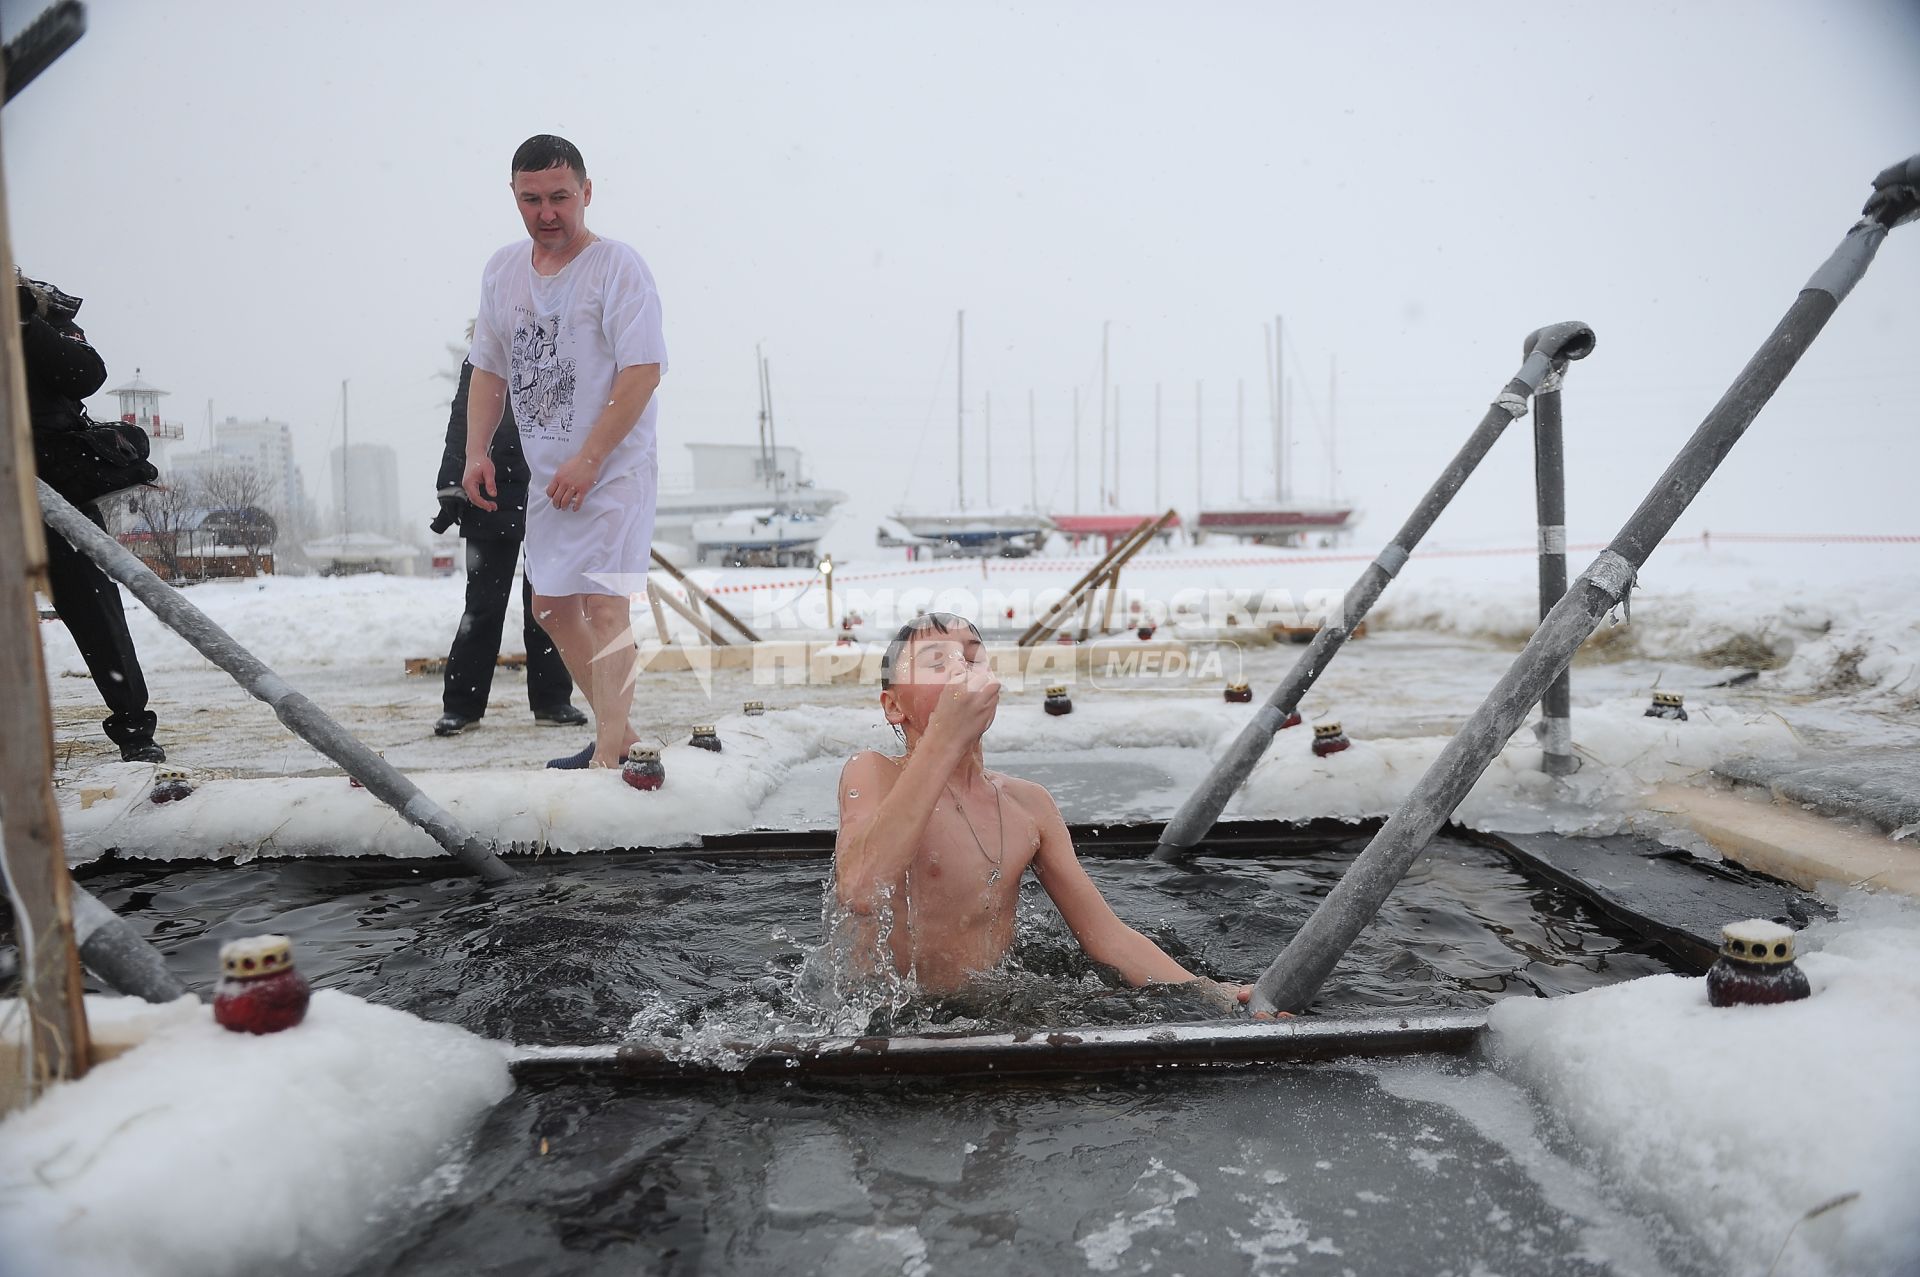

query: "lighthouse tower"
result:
(108, 370), (185, 467)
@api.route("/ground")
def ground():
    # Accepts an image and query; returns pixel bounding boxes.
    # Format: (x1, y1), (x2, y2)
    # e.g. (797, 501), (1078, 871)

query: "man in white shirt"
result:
(463, 135), (668, 769)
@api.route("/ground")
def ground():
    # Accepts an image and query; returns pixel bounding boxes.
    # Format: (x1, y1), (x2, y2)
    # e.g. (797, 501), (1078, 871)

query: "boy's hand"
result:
(922, 662), (1000, 753)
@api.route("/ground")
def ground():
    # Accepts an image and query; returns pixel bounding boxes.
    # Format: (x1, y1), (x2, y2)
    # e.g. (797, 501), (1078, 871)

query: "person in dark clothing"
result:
(20, 271), (164, 762)
(431, 358), (585, 736)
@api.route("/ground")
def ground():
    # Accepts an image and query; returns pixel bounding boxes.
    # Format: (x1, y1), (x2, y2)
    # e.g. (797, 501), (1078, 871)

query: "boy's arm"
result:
(835, 665), (1000, 911)
(1020, 779), (1251, 1001)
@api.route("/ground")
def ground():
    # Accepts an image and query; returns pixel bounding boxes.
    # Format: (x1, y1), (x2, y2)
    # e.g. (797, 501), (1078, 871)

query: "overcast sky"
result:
(4, 0), (1916, 557)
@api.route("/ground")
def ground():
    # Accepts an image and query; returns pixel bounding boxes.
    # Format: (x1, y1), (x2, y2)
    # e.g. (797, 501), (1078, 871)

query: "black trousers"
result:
(442, 535), (573, 719)
(43, 503), (156, 747)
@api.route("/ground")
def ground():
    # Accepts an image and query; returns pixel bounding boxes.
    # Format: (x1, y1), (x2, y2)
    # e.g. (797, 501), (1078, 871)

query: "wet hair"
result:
(879, 612), (983, 690)
(511, 134), (587, 184)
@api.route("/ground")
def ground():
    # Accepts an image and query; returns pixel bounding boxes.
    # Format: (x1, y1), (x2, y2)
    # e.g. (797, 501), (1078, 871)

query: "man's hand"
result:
(920, 661), (1001, 755)
(547, 452), (602, 512)
(462, 456), (498, 512)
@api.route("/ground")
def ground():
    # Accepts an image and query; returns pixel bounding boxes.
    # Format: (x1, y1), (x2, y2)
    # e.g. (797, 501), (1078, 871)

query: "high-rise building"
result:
(330, 443), (402, 538)
(213, 417), (307, 525)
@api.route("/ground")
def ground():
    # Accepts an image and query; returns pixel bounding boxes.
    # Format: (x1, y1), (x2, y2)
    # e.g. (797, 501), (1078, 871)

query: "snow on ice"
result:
(0, 991), (510, 1277)
(1483, 894), (1920, 1277)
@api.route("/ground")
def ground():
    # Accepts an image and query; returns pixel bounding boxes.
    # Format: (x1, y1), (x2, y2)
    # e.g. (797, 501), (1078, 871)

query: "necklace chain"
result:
(943, 778), (1005, 870)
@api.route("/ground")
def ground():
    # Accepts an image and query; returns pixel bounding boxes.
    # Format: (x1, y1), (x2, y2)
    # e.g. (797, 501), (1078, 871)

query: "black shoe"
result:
(435, 712), (480, 737)
(546, 743), (595, 769)
(533, 704), (589, 727)
(120, 739), (166, 764)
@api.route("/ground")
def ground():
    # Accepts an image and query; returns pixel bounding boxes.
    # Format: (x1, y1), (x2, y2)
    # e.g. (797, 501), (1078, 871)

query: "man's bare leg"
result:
(533, 592), (641, 766)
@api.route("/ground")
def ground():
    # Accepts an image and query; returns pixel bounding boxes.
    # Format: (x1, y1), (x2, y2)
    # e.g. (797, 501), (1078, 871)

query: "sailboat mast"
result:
(340, 378), (350, 538)
(1236, 378), (1245, 502)
(1194, 380), (1203, 517)
(1099, 321), (1110, 512)
(985, 390), (993, 508)
(755, 345), (770, 478)
(1153, 382), (1162, 509)
(1028, 389), (1037, 511)
(1273, 314), (1285, 504)
(1283, 375), (1293, 502)
(1072, 387), (1081, 514)
(763, 357), (783, 501)
(956, 310), (966, 510)
(1329, 355), (1339, 499)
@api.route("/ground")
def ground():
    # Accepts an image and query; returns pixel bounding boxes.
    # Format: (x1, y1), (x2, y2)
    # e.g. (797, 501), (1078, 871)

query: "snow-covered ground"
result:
(38, 537), (1918, 861)
(1479, 892), (1920, 1277)
(0, 992), (510, 1277)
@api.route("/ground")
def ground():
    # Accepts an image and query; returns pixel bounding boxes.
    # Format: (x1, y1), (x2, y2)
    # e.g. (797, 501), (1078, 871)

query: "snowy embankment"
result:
(62, 694), (1796, 865)
(1373, 542), (1920, 707)
(0, 992), (510, 1277)
(35, 541), (1920, 708)
(1483, 895), (1920, 1277)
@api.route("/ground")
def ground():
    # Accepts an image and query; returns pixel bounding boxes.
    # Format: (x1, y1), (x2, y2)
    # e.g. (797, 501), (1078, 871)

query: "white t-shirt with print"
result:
(468, 237), (668, 596)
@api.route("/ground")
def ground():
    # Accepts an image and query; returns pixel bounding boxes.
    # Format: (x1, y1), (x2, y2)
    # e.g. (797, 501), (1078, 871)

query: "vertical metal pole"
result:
(1531, 347), (1576, 776)
(1072, 387), (1081, 513)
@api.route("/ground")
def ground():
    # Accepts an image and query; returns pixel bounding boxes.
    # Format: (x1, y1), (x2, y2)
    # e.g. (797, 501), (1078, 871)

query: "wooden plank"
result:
(645, 581), (670, 645)
(0, 105), (91, 1091)
(648, 548), (758, 642)
(403, 652), (528, 676)
(652, 581), (728, 646)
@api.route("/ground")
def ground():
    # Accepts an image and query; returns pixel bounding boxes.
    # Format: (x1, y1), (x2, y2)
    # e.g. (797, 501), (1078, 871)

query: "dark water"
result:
(76, 834), (1674, 1045)
(64, 840), (1697, 1276)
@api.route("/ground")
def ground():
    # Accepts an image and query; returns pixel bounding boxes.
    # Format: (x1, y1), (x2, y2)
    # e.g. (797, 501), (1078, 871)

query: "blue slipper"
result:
(546, 743), (595, 770)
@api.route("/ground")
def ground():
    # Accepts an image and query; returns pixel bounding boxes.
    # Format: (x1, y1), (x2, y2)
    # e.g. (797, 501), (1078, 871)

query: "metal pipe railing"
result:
(1250, 156), (1915, 1014)
(1151, 321), (1595, 863)
(37, 480), (516, 884)
(1528, 329), (1577, 776)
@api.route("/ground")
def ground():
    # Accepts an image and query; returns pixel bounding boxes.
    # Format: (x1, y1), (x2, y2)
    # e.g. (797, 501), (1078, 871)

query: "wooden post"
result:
(0, 109), (92, 1091)
(649, 548), (758, 642)
(646, 581), (671, 645)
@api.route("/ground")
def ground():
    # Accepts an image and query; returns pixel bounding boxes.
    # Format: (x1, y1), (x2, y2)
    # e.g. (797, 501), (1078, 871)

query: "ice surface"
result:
(1482, 895), (1920, 1277)
(56, 691), (1797, 864)
(0, 991), (511, 1277)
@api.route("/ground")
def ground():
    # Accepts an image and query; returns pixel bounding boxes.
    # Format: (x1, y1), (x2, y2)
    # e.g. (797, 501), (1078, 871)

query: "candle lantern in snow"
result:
(214, 935), (311, 1034)
(742, 700), (767, 716)
(1707, 919), (1811, 1007)
(624, 745), (666, 792)
(1224, 681), (1253, 704)
(150, 768), (194, 804)
(1043, 685), (1073, 716)
(1645, 691), (1688, 721)
(689, 725), (722, 753)
(1312, 722), (1351, 757)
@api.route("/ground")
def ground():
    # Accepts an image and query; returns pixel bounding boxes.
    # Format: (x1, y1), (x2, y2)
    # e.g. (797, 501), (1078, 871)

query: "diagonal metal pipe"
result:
(1251, 159), (1914, 1014)
(37, 480), (516, 883)
(1151, 322), (1595, 862)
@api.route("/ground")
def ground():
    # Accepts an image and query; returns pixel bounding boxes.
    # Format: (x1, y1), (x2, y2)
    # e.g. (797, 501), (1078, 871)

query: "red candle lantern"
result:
(213, 935), (311, 1035)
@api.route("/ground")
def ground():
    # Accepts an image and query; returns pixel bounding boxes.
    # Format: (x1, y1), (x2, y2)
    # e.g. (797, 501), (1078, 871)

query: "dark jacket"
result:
(23, 308), (107, 438)
(437, 360), (531, 540)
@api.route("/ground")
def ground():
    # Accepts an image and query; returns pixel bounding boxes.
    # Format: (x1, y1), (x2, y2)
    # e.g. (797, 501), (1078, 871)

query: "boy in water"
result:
(835, 613), (1252, 1009)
